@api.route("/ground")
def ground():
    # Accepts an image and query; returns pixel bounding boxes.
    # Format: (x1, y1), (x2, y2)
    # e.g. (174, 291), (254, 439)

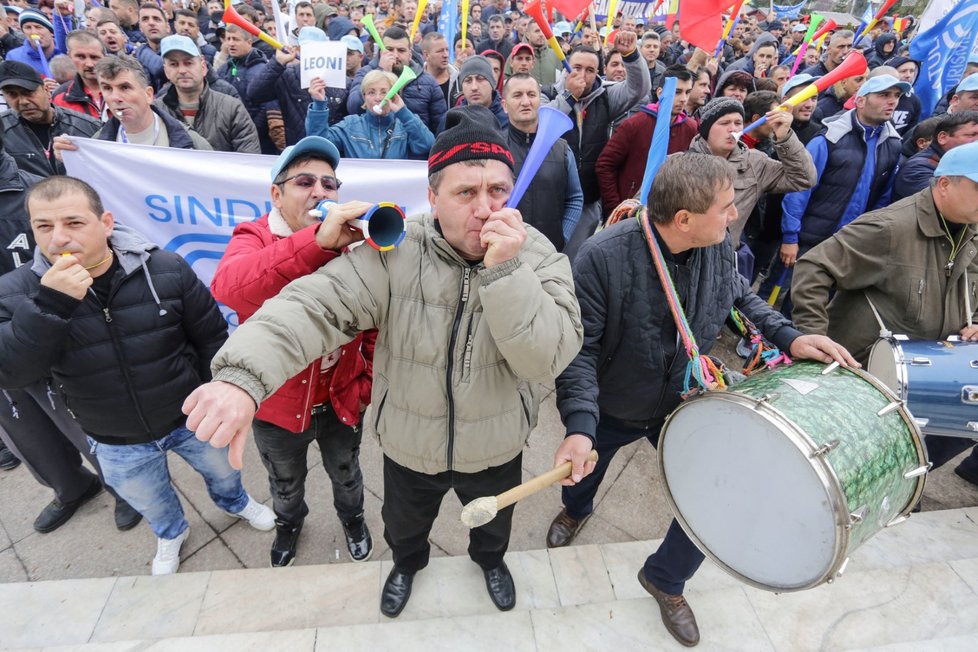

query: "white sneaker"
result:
(225, 497), (275, 531)
(152, 527), (189, 576)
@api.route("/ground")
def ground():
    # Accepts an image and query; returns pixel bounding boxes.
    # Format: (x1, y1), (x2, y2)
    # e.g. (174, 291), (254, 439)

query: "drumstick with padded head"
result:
(461, 450), (599, 529)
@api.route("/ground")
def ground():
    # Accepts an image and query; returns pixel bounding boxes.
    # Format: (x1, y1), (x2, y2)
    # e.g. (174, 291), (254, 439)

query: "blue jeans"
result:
(89, 425), (249, 540)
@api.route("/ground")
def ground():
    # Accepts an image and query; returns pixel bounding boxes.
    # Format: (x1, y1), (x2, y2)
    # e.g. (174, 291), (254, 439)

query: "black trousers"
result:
(382, 453), (522, 573)
(0, 382), (119, 503)
(562, 413), (705, 596)
(251, 406), (365, 526)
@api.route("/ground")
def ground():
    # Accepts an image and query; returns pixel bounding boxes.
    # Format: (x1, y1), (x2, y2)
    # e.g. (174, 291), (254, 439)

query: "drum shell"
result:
(659, 362), (927, 593)
(868, 337), (978, 438)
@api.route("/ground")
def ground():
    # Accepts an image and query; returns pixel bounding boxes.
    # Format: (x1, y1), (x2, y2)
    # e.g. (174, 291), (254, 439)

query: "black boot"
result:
(380, 567), (414, 618)
(34, 478), (102, 533)
(270, 519), (303, 567)
(114, 499), (143, 531)
(0, 440), (19, 471)
(341, 514), (373, 562)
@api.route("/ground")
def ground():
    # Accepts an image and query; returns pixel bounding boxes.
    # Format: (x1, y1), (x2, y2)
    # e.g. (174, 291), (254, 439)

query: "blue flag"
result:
(438, 0), (458, 63)
(861, 3), (874, 23)
(772, 1), (806, 19)
(910, 0), (978, 119)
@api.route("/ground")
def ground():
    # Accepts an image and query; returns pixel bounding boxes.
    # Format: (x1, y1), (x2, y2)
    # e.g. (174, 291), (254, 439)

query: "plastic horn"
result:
(789, 14), (824, 76)
(525, 0), (571, 73)
(507, 105), (573, 208)
(408, 0), (428, 42)
(604, 0), (620, 47)
(29, 36), (53, 79)
(461, 0), (470, 49)
(222, 3), (287, 51)
(310, 200), (407, 251)
(734, 50), (867, 139)
(361, 13), (385, 51)
(371, 66), (417, 114)
(792, 18), (837, 56)
(767, 268), (791, 305)
(857, 0), (899, 41)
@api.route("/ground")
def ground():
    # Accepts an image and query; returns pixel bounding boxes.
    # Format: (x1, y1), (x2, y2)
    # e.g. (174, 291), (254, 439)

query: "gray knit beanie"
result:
(698, 97), (745, 139)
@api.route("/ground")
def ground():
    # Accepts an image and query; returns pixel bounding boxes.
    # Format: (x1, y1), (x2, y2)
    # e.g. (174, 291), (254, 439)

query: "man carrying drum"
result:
(550, 154), (857, 647)
(792, 141), (978, 483)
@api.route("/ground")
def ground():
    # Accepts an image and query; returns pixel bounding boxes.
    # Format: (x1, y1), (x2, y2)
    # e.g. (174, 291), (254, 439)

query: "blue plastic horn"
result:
(507, 106), (574, 207)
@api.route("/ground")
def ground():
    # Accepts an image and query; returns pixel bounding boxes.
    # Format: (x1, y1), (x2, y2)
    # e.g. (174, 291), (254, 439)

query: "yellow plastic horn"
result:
(362, 13), (385, 50)
(409, 0), (428, 42)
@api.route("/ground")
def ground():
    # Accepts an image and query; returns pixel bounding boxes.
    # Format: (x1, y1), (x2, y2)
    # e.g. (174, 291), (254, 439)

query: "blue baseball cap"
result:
(781, 73), (820, 100)
(934, 141), (978, 183)
(298, 26), (328, 45)
(340, 34), (364, 53)
(270, 136), (341, 182)
(969, 54), (978, 65)
(958, 72), (978, 92)
(160, 35), (200, 58)
(856, 74), (911, 98)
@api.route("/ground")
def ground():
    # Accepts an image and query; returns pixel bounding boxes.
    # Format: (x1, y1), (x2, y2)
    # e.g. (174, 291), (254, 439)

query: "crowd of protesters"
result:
(0, 0), (977, 645)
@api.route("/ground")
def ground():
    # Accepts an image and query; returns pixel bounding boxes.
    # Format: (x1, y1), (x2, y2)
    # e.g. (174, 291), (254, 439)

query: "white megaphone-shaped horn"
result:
(311, 200), (407, 251)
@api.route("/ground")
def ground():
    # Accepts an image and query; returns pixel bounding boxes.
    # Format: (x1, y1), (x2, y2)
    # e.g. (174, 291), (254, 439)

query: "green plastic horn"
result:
(361, 13), (385, 50)
(371, 66), (417, 114)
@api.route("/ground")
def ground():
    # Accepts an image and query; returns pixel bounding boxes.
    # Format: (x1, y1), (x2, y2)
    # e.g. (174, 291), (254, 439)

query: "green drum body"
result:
(659, 362), (928, 592)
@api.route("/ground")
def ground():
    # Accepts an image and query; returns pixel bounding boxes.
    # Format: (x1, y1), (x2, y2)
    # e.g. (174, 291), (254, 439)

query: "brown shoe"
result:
(637, 569), (700, 647)
(546, 508), (588, 548)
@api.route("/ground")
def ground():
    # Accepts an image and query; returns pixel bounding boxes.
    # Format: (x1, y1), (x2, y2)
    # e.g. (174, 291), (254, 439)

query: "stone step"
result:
(2, 507), (977, 651)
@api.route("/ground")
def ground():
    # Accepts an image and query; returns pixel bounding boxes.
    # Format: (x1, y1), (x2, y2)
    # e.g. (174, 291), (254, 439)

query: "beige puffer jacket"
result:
(212, 213), (583, 474)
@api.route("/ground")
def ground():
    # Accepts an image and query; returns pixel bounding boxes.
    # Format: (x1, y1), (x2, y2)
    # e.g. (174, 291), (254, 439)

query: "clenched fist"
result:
(41, 255), (93, 300)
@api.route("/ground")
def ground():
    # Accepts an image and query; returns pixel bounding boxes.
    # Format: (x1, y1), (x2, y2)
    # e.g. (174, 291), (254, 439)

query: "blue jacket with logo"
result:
(304, 101), (434, 159)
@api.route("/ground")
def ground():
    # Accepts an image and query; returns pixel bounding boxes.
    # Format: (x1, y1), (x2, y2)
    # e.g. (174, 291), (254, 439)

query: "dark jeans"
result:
(382, 453), (522, 573)
(563, 414), (705, 595)
(0, 382), (119, 504)
(252, 406), (365, 527)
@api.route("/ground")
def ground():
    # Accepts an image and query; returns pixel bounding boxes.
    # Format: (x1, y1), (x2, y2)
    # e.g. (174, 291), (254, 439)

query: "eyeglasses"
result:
(280, 173), (342, 191)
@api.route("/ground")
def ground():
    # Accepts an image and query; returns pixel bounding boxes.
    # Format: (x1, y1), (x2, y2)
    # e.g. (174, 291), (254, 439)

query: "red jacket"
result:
(52, 75), (103, 120)
(211, 213), (375, 433)
(595, 105), (699, 215)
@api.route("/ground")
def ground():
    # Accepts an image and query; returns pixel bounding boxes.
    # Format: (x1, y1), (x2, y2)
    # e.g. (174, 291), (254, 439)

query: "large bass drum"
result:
(867, 335), (978, 438)
(659, 362), (928, 592)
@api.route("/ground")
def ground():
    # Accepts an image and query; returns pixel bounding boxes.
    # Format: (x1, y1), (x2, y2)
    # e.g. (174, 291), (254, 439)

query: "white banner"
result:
(300, 41), (348, 89)
(62, 139), (430, 327)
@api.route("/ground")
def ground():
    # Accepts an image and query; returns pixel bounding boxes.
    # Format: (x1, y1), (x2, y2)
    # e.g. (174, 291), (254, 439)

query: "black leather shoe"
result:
(270, 519), (303, 567)
(546, 508), (588, 548)
(114, 499), (143, 531)
(955, 460), (978, 487)
(34, 478), (102, 533)
(342, 515), (373, 562)
(483, 561), (516, 611)
(637, 569), (700, 647)
(0, 442), (19, 470)
(380, 567), (414, 618)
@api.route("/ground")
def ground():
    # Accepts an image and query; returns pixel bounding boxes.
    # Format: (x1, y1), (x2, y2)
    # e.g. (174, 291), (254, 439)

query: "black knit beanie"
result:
(698, 97), (746, 140)
(428, 106), (514, 175)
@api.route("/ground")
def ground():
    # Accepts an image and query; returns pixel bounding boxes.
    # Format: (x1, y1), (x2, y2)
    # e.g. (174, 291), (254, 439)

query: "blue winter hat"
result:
(271, 136), (341, 182)
(934, 141), (978, 183)
(18, 8), (53, 32)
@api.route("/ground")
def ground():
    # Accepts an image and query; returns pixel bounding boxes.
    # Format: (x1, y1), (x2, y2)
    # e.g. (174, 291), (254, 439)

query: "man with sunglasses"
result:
(185, 106), (582, 617)
(210, 136), (376, 568)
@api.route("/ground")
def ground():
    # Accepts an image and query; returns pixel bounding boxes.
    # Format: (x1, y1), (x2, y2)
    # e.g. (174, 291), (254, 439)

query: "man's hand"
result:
(960, 324), (978, 341)
(182, 381), (257, 470)
(315, 200), (373, 250)
(40, 255), (93, 300)
(789, 334), (860, 368)
(54, 0), (73, 16)
(378, 49), (397, 72)
(43, 77), (59, 93)
(614, 29), (637, 55)
(780, 242), (799, 267)
(481, 208), (527, 268)
(767, 108), (794, 141)
(553, 434), (596, 486)
(564, 69), (587, 99)
(308, 76), (326, 101)
(275, 47), (298, 66)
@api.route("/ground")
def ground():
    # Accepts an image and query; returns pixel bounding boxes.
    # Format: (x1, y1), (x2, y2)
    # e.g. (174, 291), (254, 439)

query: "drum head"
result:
(661, 397), (841, 591)
(867, 339), (901, 397)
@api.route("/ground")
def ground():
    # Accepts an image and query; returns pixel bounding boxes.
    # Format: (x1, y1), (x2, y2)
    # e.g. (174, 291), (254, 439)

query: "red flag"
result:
(546, 0), (591, 20)
(679, 0), (738, 52)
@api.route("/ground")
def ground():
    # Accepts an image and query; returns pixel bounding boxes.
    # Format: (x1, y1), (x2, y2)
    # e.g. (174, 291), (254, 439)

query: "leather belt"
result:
(310, 403), (331, 416)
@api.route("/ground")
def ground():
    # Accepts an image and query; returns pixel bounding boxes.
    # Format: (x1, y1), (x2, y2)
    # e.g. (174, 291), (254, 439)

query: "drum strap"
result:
(966, 269), (973, 328)
(864, 294), (892, 339)
(637, 207), (726, 393)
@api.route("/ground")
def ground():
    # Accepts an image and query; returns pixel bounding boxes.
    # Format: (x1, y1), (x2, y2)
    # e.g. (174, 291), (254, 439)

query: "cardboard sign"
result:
(300, 41), (348, 89)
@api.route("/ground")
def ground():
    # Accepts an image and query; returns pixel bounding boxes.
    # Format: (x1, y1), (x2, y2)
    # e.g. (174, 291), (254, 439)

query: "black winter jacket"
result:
(555, 219), (801, 440)
(247, 57), (316, 147)
(0, 226), (228, 443)
(0, 107), (100, 177)
(0, 153), (41, 276)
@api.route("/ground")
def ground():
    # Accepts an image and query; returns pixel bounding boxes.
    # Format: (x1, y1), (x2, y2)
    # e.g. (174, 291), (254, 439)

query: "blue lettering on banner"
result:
(303, 55), (344, 71)
(142, 195), (274, 226)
